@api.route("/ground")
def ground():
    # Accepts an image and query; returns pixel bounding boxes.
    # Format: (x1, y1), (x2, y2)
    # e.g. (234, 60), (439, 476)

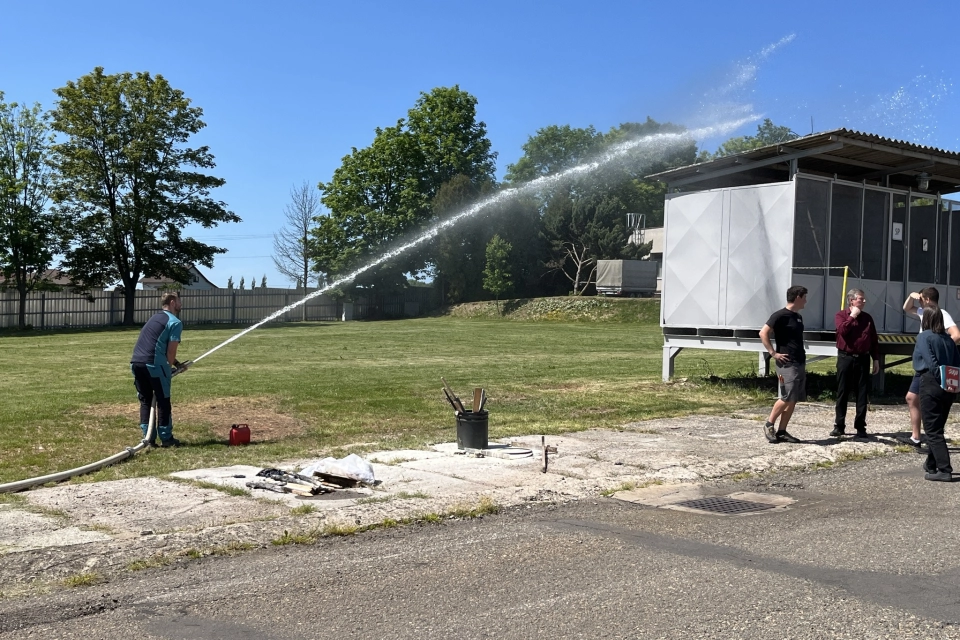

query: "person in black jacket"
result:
(913, 305), (960, 482)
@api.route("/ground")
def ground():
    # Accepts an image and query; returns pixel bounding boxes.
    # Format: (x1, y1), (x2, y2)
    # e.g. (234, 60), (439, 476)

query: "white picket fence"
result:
(0, 287), (437, 329)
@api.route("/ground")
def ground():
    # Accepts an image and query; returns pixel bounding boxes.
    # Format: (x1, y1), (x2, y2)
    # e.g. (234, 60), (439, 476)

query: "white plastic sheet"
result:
(300, 454), (375, 484)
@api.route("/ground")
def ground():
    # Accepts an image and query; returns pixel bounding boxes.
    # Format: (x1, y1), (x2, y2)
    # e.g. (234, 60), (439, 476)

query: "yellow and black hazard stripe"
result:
(878, 334), (916, 344)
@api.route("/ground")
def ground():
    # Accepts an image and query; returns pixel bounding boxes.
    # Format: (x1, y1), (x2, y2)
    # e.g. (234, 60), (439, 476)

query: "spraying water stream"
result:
(192, 116), (759, 365)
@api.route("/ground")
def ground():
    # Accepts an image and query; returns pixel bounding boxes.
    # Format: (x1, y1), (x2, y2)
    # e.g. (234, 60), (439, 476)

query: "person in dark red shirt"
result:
(831, 288), (879, 438)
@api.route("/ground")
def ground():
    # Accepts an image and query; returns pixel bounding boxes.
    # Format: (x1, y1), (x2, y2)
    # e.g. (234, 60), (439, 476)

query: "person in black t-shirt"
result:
(759, 285), (808, 444)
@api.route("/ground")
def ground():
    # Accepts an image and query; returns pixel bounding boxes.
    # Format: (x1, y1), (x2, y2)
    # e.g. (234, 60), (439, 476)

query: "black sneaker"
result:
(159, 437), (182, 448)
(854, 430), (869, 439)
(923, 461), (937, 474)
(924, 471), (953, 482)
(829, 426), (845, 437)
(763, 421), (777, 443)
(776, 430), (801, 444)
(896, 435), (923, 448)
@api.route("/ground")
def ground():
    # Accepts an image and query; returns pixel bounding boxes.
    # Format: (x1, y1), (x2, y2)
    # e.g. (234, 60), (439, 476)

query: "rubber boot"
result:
(140, 424), (157, 447)
(157, 422), (182, 447)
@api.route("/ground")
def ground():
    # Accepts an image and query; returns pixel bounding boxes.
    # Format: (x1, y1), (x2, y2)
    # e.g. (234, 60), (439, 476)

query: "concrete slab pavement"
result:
(0, 402), (951, 591)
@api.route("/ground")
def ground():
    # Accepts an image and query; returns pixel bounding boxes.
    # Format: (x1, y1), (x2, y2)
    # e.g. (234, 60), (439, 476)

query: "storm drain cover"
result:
(672, 496), (777, 515)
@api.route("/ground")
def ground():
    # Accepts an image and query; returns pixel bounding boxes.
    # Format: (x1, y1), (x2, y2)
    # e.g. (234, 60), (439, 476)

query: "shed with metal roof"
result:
(646, 129), (960, 387)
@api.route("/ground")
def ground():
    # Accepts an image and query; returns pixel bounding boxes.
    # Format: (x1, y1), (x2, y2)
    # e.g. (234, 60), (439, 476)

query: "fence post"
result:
(231, 291), (236, 324)
(40, 293), (46, 329)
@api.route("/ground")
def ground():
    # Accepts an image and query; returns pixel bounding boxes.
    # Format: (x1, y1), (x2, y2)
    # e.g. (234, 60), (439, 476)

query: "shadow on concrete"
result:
(707, 371), (915, 406)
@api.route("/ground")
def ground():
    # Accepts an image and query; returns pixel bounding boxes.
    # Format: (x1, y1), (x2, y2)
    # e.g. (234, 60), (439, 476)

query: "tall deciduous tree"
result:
(311, 86), (496, 293)
(273, 181), (321, 317)
(50, 67), (240, 324)
(0, 94), (68, 328)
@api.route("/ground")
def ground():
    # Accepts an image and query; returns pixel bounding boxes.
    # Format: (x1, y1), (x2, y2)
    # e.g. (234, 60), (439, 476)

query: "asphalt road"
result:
(2, 451), (959, 639)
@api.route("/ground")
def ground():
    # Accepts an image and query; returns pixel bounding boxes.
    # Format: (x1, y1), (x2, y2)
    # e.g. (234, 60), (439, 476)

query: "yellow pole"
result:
(841, 266), (849, 310)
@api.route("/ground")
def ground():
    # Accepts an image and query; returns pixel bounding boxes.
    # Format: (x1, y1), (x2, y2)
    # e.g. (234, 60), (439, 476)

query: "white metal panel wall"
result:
(724, 183), (795, 328)
(662, 190), (724, 326)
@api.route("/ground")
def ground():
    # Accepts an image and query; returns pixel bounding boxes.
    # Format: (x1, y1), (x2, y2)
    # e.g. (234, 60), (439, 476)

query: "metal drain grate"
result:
(672, 496), (777, 515)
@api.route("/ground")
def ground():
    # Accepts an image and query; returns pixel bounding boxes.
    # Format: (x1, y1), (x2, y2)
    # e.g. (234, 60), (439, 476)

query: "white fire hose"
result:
(0, 361), (191, 494)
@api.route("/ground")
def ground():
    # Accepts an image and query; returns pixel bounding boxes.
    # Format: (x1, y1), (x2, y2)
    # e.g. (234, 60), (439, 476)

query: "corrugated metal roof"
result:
(648, 128), (960, 195)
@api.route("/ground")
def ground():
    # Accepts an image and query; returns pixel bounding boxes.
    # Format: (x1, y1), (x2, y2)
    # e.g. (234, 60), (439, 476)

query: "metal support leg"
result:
(872, 354), (885, 395)
(662, 346), (683, 381)
(759, 352), (771, 376)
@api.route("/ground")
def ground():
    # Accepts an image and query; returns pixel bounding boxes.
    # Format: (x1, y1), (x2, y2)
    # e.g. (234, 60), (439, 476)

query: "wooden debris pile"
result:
(245, 467), (360, 496)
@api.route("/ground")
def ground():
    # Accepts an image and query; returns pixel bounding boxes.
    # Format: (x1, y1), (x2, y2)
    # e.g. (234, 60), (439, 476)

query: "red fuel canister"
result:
(229, 423), (251, 446)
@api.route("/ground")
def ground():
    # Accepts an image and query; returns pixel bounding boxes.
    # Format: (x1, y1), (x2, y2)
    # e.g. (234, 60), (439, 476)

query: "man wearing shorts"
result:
(759, 285), (808, 444)
(902, 287), (960, 447)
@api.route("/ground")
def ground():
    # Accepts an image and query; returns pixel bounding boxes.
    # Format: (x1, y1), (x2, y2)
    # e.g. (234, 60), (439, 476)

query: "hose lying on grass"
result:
(0, 363), (190, 494)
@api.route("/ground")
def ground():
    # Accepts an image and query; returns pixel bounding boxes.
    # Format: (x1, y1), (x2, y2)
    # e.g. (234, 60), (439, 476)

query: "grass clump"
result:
(322, 522), (360, 537)
(446, 496), (500, 518)
(290, 504), (317, 515)
(126, 554), (172, 571)
(600, 479), (663, 496)
(173, 478), (250, 497)
(271, 528), (322, 546)
(210, 540), (255, 555)
(62, 572), (102, 588)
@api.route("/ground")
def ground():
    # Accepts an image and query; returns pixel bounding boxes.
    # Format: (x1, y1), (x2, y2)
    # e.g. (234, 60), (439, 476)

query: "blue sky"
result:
(2, 1), (958, 288)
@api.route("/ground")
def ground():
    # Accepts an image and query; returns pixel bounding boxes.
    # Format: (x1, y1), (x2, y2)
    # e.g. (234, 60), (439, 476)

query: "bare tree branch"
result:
(546, 241), (595, 295)
(273, 181), (322, 319)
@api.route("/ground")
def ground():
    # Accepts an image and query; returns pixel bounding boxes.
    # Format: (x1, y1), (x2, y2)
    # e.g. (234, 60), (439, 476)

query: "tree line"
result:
(0, 68), (237, 327)
(279, 85), (797, 304)
(2, 68), (795, 328)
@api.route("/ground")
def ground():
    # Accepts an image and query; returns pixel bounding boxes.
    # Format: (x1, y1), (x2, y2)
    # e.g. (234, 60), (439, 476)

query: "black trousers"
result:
(131, 363), (172, 430)
(835, 351), (871, 430)
(919, 372), (954, 474)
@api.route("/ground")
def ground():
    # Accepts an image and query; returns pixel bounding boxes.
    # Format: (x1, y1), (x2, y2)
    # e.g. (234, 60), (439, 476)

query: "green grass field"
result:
(0, 298), (917, 485)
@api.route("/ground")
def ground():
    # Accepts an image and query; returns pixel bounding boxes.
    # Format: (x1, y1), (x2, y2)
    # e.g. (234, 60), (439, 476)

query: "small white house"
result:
(139, 264), (218, 290)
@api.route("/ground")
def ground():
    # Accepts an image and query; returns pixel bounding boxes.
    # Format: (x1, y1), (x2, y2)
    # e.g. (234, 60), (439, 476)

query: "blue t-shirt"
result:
(131, 311), (182, 369)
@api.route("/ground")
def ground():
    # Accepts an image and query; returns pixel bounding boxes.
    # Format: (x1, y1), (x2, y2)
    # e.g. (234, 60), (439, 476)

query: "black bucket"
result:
(456, 410), (489, 450)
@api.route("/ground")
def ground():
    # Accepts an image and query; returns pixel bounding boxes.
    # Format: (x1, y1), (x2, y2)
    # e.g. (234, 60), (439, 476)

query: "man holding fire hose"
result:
(130, 292), (188, 447)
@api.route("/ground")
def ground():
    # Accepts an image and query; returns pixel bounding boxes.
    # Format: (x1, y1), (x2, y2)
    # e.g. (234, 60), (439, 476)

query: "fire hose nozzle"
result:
(172, 360), (193, 377)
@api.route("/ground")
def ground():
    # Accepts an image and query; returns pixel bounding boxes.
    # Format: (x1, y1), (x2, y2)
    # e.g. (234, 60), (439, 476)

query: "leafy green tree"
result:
(507, 118), (693, 293)
(504, 125), (603, 184)
(699, 118), (799, 160)
(0, 94), (68, 328)
(260, 275), (267, 288)
(250, 276), (256, 290)
(227, 275), (234, 289)
(239, 276), (245, 290)
(311, 86), (496, 293)
(50, 67), (240, 324)
(483, 234), (512, 314)
(431, 174), (491, 303)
